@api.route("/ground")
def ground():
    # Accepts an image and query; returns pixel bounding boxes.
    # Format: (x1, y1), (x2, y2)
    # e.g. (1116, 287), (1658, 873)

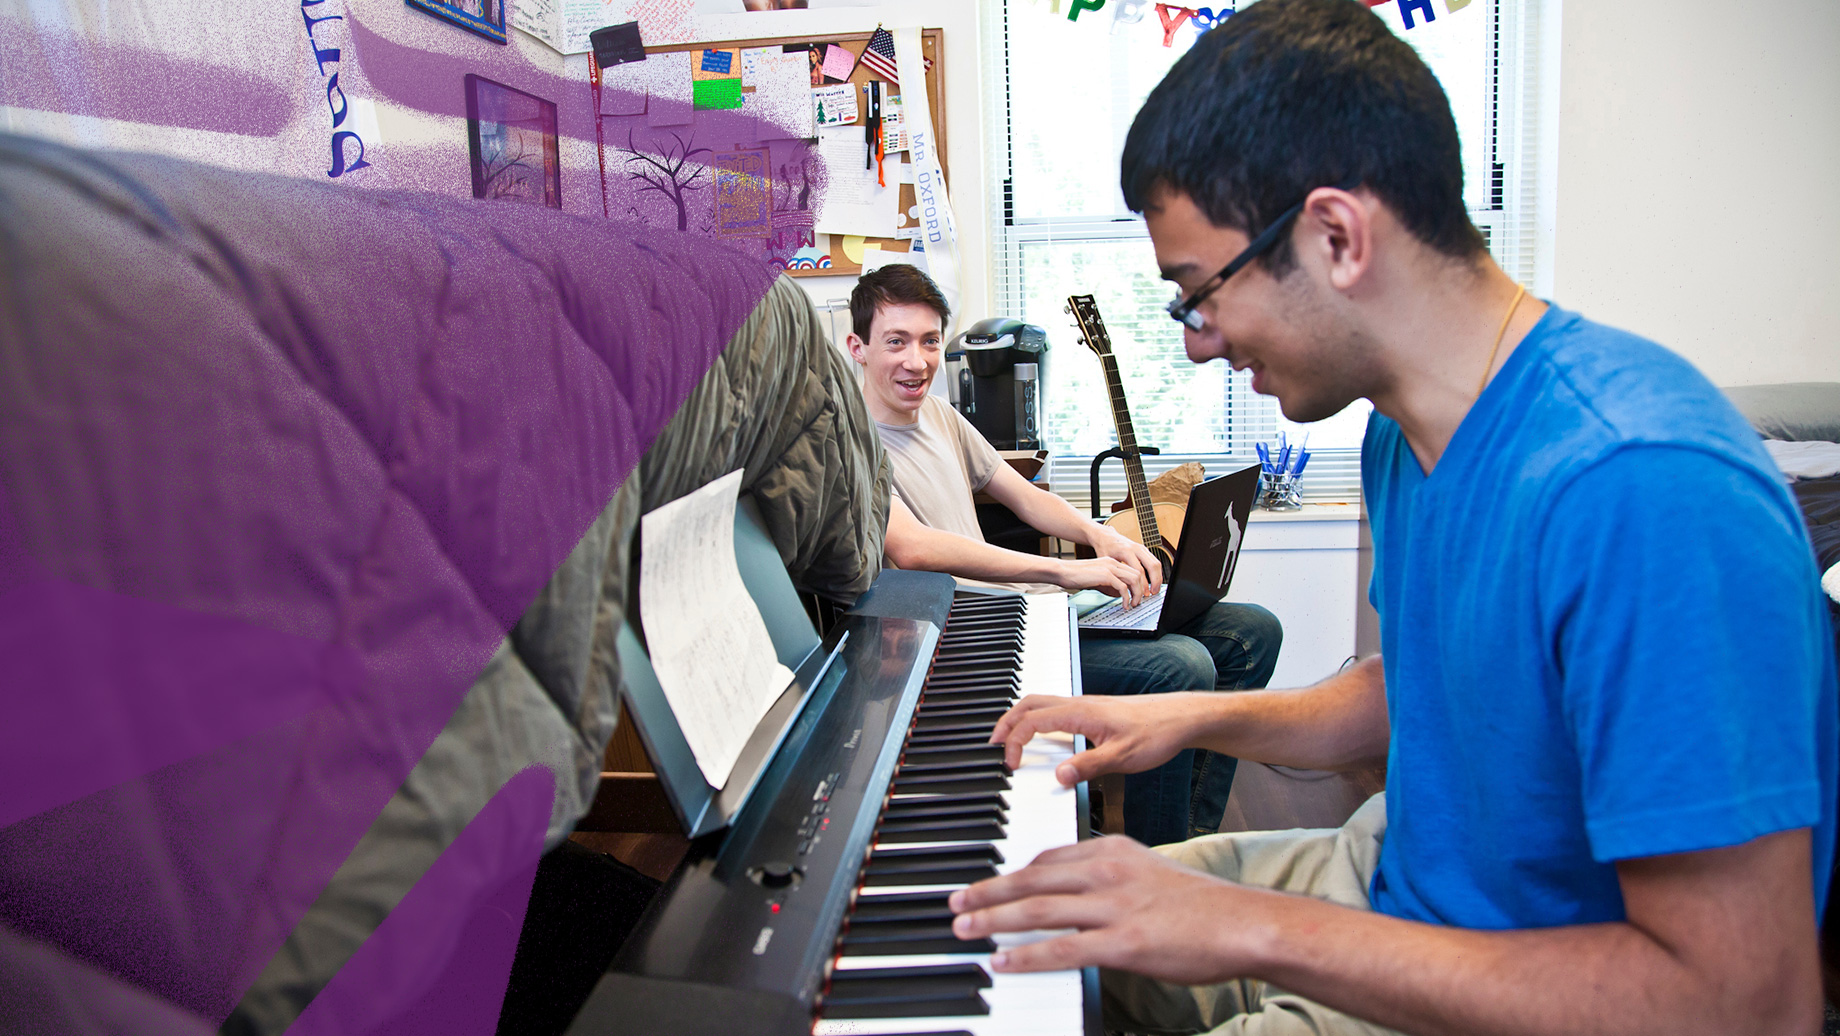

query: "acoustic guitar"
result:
(1066, 294), (1185, 574)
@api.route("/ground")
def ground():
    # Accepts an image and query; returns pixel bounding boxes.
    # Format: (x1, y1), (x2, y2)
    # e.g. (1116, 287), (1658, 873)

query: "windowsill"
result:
(1247, 502), (1365, 523)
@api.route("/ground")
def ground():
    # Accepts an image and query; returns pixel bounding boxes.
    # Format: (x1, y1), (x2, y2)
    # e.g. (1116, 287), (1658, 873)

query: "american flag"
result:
(860, 26), (900, 87)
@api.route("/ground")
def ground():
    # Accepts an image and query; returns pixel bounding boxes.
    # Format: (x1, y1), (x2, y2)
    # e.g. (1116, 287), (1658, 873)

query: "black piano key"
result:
(881, 804), (1006, 828)
(863, 863), (999, 886)
(940, 619), (1022, 636)
(875, 818), (1007, 843)
(949, 594), (1025, 614)
(863, 843), (1005, 885)
(882, 791), (1006, 815)
(828, 962), (991, 988)
(929, 660), (1018, 678)
(930, 648), (1022, 666)
(819, 991), (989, 1020)
(914, 703), (1013, 723)
(869, 842), (1005, 863)
(937, 630), (1023, 648)
(847, 891), (954, 922)
(891, 772), (1012, 795)
(840, 932), (998, 957)
(919, 689), (1017, 707)
(911, 716), (1004, 735)
(898, 744), (1008, 765)
(894, 758), (1011, 779)
(921, 675), (1020, 695)
(904, 730), (1002, 750)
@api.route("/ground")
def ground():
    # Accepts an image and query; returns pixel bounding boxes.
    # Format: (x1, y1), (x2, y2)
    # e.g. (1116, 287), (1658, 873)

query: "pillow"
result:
(1722, 383), (1840, 441)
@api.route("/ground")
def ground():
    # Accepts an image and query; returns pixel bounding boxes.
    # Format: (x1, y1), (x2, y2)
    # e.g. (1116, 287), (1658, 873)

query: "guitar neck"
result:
(1097, 354), (1161, 555)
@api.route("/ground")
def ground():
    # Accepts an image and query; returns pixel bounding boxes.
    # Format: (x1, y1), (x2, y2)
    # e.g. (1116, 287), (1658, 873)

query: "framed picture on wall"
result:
(406, 0), (507, 45)
(465, 74), (561, 209)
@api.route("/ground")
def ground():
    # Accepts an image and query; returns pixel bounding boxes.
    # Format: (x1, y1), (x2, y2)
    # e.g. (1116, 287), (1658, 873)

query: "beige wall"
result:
(1552, 0), (1840, 385)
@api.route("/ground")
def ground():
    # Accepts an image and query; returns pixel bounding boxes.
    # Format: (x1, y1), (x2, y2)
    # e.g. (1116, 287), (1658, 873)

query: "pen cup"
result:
(1259, 471), (1303, 511)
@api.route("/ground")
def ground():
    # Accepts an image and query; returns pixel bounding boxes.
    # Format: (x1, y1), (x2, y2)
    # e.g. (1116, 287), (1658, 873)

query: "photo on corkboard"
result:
(465, 74), (561, 209)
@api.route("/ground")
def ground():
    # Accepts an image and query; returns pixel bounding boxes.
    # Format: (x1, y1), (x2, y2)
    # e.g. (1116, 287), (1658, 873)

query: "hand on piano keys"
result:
(989, 689), (1206, 792)
(815, 593), (1091, 1036)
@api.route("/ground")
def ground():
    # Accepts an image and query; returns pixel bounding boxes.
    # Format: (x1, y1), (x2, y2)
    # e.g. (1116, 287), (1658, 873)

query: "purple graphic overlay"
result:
(286, 767), (554, 1036)
(0, 22), (293, 137)
(0, 135), (775, 1029)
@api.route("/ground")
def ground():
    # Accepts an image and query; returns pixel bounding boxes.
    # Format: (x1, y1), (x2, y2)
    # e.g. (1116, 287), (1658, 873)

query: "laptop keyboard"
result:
(1080, 586), (1167, 630)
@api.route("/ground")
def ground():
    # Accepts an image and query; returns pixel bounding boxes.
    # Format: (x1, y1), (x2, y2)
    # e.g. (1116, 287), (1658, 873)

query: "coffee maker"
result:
(945, 318), (1047, 450)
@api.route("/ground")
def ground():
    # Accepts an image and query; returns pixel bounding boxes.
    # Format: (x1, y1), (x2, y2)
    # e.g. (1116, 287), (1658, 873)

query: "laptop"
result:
(1078, 464), (1262, 639)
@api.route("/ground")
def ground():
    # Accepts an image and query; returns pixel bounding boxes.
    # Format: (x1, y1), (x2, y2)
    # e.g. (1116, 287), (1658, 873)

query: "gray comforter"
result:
(0, 132), (886, 1034)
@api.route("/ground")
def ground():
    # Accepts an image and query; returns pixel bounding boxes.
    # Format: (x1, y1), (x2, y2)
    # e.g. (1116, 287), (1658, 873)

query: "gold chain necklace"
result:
(1477, 283), (1528, 397)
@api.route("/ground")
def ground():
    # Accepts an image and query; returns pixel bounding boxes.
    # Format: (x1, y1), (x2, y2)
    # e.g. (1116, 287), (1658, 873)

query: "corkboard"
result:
(598, 28), (946, 277)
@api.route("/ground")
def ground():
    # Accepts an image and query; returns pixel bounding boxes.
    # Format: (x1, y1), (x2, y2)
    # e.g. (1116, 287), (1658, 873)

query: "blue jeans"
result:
(1079, 601), (1282, 846)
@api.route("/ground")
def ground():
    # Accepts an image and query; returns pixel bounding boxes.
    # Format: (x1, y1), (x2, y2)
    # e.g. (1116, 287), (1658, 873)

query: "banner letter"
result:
(1069, 0), (1106, 20)
(1446, 0), (1472, 10)
(1156, 4), (1194, 45)
(326, 71), (348, 127)
(328, 130), (370, 177)
(1398, 0), (1435, 28)
(1111, 0), (1151, 31)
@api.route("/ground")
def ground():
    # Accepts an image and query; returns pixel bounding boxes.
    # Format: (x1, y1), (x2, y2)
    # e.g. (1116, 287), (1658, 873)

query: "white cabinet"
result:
(1226, 504), (1377, 691)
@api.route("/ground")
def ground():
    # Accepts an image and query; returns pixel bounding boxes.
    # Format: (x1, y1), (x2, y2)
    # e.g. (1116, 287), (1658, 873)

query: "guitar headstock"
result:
(1065, 294), (1113, 362)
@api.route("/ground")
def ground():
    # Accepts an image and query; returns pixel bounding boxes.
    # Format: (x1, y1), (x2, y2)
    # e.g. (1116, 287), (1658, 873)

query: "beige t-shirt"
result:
(877, 397), (1050, 593)
(877, 395), (1001, 542)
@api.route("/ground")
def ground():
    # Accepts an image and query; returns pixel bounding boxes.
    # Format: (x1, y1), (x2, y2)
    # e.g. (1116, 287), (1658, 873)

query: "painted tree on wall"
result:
(619, 128), (711, 232)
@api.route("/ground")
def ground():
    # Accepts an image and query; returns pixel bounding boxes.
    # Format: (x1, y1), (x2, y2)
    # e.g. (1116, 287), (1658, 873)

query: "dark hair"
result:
(1121, 0), (1485, 271)
(850, 264), (951, 340)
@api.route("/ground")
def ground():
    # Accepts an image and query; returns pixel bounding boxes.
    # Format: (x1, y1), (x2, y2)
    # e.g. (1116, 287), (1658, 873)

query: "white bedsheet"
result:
(1762, 439), (1840, 481)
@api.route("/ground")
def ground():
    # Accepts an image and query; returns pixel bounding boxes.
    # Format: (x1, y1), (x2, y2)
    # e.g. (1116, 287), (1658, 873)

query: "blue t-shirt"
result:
(1364, 303), (1837, 929)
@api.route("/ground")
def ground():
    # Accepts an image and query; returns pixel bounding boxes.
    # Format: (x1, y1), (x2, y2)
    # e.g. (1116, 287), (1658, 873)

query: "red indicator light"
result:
(770, 903), (780, 913)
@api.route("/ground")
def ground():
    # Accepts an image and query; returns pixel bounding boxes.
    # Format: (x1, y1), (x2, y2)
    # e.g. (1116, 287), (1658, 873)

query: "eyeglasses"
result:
(1165, 179), (1359, 332)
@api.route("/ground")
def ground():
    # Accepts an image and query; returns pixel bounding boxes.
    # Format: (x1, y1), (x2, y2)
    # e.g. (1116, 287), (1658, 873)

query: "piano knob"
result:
(757, 861), (800, 888)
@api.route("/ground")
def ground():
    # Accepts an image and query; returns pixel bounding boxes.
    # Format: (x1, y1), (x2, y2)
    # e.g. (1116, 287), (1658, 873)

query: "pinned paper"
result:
(861, 245), (926, 277)
(715, 149), (771, 236)
(880, 97), (909, 153)
(752, 49), (814, 140)
(694, 78), (744, 110)
(629, 0), (693, 46)
(590, 21), (645, 68)
(701, 48), (734, 74)
(820, 43), (859, 83)
(601, 58), (650, 116)
(786, 246), (833, 270)
(740, 47), (767, 86)
(647, 49), (695, 126)
(813, 83), (858, 126)
(813, 125), (898, 239)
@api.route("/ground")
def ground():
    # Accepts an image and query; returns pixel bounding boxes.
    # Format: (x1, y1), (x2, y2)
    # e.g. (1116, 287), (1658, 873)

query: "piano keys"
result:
(564, 575), (1099, 1036)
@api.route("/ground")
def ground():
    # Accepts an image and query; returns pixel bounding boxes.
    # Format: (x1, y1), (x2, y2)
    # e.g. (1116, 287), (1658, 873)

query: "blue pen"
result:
(1293, 449), (1311, 476)
(1257, 442), (1272, 473)
(1277, 443), (1291, 473)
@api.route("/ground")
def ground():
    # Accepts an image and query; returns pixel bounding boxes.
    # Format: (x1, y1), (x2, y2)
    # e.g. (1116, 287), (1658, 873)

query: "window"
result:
(983, 0), (1546, 507)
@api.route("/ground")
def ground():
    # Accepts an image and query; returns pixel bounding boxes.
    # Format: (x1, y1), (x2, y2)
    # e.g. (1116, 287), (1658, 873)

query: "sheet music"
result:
(640, 470), (794, 789)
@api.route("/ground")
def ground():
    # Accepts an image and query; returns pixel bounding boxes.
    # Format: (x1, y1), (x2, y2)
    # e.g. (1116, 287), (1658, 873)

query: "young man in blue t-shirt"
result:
(948, 1), (1838, 1034)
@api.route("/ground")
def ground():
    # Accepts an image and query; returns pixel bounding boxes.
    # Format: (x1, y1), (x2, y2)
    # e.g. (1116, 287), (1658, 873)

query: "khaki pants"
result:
(1102, 794), (1405, 1036)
